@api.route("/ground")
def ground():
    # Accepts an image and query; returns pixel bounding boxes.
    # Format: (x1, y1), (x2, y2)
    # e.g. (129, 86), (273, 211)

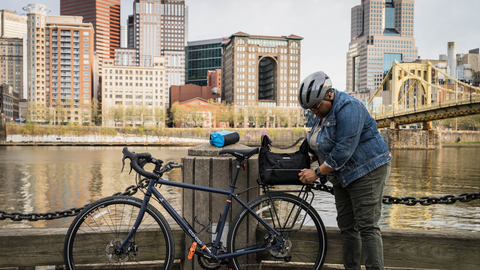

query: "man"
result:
(297, 71), (392, 270)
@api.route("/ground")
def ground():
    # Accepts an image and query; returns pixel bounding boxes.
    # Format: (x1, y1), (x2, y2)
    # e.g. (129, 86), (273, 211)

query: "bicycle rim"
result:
(64, 196), (174, 270)
(228, 193), (327, 270)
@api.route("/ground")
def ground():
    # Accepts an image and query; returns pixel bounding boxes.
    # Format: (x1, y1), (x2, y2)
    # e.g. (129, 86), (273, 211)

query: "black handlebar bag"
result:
(258, 135), (309, 185)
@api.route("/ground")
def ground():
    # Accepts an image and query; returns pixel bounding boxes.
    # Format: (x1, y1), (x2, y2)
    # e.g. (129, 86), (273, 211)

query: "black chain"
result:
(313, 183), (480, 206)
(382, 192), (480, 206)
(2, 181), (479, 222)
(0, 178), (150, 222)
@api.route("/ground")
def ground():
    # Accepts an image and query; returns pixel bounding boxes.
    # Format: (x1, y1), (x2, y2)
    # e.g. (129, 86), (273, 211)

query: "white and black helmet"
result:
(298, 71), (333, 109)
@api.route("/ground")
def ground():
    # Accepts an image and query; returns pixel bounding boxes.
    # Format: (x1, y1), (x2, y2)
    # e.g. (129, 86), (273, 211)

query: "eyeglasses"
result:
(310, 101), (323, 111)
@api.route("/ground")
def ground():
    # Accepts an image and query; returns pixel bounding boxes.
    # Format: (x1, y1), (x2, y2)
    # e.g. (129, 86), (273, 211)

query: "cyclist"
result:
(297, 71), (392, 270)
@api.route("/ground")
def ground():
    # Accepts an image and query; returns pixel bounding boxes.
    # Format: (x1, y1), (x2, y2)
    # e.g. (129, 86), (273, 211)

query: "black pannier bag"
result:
(258, 135), (310, 185)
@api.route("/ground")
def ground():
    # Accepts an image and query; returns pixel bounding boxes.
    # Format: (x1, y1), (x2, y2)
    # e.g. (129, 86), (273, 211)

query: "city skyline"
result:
(3, 0), (480, 92)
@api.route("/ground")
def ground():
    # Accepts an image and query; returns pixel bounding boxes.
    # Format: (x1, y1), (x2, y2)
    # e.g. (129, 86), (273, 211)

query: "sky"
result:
(4, 0), (480, 91)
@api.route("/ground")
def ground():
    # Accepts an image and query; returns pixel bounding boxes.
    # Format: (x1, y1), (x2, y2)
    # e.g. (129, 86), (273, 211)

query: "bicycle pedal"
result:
(188, 242), (197, 260)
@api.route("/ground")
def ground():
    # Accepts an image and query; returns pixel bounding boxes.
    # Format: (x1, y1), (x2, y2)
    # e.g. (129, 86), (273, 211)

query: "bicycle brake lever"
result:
(121, 154), (127, 172)
(121, 152), (134, 174)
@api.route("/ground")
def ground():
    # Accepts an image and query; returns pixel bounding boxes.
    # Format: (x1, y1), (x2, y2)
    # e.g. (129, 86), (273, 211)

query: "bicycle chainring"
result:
(197, 243), (226, 270)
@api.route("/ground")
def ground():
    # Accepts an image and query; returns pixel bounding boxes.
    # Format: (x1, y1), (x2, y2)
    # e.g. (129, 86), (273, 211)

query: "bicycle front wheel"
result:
(64, 196), (174, 270)
(227, 193), (327, 270)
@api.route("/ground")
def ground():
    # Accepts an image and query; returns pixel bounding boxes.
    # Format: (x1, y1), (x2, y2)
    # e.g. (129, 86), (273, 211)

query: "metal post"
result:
(456, 70), (458, 104)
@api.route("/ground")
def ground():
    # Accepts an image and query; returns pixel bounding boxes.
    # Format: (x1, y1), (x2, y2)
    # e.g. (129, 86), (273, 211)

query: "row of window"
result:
(106, 69), (162, 75)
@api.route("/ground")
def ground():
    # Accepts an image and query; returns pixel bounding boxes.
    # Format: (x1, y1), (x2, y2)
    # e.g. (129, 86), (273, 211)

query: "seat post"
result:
(229, 159), (243, 189)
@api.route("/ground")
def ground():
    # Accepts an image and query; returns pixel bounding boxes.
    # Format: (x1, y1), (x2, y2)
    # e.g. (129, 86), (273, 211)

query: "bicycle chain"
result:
(0, 178), (150, 222)
(1, 180), (479, 222)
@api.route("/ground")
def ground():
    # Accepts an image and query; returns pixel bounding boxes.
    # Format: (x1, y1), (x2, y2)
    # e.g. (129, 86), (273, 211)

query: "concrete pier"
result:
(380, 129), (441, 149)
(0, 226), (478, 269)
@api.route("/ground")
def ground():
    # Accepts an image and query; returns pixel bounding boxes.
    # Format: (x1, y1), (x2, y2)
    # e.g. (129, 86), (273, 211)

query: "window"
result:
(83, 37), (89, 41)
(83, 31), (89, 36)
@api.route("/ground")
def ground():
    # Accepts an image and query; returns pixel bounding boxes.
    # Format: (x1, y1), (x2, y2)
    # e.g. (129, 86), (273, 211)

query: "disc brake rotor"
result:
(270, 239), (292, 258)
(106, 238), (129, 263)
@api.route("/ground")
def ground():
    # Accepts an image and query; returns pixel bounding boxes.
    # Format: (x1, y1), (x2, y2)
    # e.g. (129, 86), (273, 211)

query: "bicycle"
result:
(64, 146), (327, 270)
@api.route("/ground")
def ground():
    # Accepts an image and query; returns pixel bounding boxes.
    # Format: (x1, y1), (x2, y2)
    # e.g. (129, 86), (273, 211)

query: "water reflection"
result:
(0, 146), (187, 229)
(0, 146), (479, 232)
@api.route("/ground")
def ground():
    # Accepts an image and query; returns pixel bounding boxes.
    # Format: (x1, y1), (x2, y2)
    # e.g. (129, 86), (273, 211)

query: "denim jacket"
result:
(308, 89), (392, 187)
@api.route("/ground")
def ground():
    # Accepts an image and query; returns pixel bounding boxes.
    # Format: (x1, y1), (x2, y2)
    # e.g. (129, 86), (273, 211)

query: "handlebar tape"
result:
(123, 147), (159, 179)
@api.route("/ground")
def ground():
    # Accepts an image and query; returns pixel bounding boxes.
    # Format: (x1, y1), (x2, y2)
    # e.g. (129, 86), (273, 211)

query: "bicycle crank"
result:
(197, 243), (228, 270)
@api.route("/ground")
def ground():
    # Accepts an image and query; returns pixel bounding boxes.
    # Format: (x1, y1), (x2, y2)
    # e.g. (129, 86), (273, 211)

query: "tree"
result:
(254, 105), (267, 128)
(135, 105), (149, 126)
(218, 101), (233, 128)
(170, 102), (188, 127)
(102, 106), (115, 127)
(90, 98), (101, 126)
(153, 107), (165, 128)
(275, 107), (289, 127)
(125, 105), (134, 126)
(189, 102), (205, 127)
(232, 107), (246, 128)
(113, 105), (124, 127)
(55, 105), (67, 125)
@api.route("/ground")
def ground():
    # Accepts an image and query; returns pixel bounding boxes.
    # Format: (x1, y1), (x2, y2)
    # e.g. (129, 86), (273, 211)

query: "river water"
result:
(0, 146), (479, 232)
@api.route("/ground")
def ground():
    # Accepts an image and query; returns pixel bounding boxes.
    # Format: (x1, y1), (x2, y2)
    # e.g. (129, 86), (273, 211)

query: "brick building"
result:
(169, 84), (220, 108)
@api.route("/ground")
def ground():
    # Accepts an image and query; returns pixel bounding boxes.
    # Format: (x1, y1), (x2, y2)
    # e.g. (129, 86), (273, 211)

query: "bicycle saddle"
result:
(219, 148), (259, 160)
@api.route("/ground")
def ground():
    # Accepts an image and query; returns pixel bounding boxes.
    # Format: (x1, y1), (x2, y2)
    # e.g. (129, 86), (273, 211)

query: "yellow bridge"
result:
(367, 61), (480, 129)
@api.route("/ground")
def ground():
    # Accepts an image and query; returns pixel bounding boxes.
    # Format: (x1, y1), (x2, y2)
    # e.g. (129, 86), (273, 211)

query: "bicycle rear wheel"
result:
(64, 196), (174, 270)
(227, 193), (327, 270)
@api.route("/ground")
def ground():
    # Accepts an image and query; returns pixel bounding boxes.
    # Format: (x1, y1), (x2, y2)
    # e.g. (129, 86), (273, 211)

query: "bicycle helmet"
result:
(298, 71), (333, 109)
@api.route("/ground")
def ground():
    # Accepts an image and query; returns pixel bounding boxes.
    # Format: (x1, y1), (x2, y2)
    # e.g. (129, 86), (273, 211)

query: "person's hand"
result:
(298, 169), (318, 184)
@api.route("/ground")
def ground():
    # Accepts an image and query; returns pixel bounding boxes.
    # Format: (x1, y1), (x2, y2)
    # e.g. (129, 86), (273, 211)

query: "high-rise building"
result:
(120, 25), (127, 48)
(221, 32), (302, 108)
(60, 0), (120, 64)
(129, 0), (187, 105)
(346, 0), (418, 94)
(0, 10), (27, 99)
(185, 38), (225, 86)
(0, 10), (27, 39)
(102, 56), (167, 126)
(23, 4), (50, 106)
(24, 4), (96, 123)
(0, 37), (25, 98)
(44, 16), (95, 110)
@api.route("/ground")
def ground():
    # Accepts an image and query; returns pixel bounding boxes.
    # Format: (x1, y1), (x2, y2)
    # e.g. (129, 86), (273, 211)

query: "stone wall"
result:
(380, 129), (441, 150)
(0, 113), (6, 143)
(439, 131), (480, 143)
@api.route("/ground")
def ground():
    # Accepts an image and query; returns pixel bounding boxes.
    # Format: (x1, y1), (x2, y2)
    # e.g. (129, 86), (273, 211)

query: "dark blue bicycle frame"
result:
(118, 163), (283, 260)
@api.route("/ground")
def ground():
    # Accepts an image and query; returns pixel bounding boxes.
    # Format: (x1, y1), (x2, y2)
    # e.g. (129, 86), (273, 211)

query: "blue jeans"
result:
(333, 162), (391, 270)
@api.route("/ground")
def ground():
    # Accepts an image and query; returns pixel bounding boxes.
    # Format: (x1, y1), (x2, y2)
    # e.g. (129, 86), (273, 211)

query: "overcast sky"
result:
(4, 0), (479, 91)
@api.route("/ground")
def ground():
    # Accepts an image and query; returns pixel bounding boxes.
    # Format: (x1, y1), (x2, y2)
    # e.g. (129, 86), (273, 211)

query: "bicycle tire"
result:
(227, 193), (327, 270)
(64, 196), (174, 270)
